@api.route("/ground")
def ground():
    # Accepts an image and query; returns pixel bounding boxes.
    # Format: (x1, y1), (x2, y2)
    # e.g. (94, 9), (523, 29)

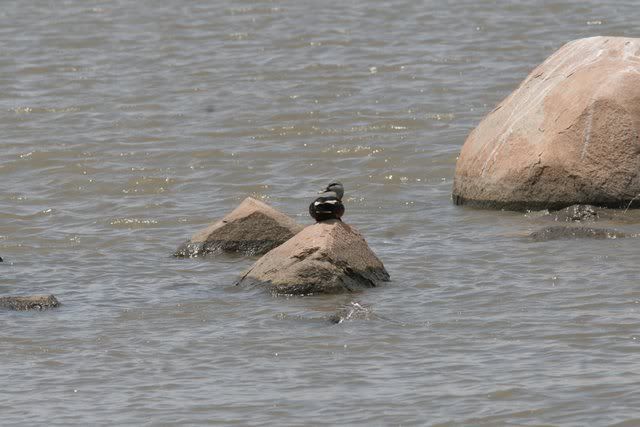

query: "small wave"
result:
(109, 218), (159, 227)
(10, 106), (81, 114)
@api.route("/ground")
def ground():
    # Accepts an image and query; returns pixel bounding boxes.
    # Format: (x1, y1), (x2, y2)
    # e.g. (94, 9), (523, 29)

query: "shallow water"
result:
(2, 1), (640, 425)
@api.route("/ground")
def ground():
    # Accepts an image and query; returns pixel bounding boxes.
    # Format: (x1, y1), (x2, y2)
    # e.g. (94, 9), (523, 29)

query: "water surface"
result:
(1, 1), (640, 425)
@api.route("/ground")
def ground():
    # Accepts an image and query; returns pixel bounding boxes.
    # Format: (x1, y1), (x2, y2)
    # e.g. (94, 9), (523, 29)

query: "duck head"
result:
(319, 181), (344, 200)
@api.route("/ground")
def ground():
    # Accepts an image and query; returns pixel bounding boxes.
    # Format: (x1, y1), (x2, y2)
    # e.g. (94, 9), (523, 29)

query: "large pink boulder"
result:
(174, 197), (303, 257)
(236, 220), (389, 295)
(453, 36), (640, 210)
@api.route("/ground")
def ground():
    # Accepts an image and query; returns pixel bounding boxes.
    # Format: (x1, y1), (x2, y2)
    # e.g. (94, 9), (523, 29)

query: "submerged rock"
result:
(453, 36), (640, 210)
(328, 302), (375, 324)
(554, 204), (599, 222)
(174, 197), (303, 257)
(530, 226), (626, 241)
(236, 219), (389, 295)
(0, 294), (60, 311)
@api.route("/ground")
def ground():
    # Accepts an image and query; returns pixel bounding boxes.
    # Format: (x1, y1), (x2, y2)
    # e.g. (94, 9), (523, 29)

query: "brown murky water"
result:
(2, 1), (640, 425)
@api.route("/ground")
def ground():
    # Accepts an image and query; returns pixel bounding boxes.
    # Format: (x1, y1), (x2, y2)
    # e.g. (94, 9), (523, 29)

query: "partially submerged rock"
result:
(236, 220), (389, 295)
(0, 294), (60, 311)
(174, 197), (303, 257)
(328, 302), (375, 324)
(553, 204), (599, 222)
(529, 226), (626, 241)
(453, 36), (640, 210)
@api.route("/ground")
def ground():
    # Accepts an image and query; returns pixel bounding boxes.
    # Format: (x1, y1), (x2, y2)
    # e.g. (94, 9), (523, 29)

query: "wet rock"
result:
(529, 226), (626, 241)
(174, 197), (303, 257)
(0, 256), (3, 262)
(453, 37), (640, 210)
(0, 294), (60, 311)
(328, 302), (374, 324)
(236, 219), (389, 295)
(554, 204), (599, 222)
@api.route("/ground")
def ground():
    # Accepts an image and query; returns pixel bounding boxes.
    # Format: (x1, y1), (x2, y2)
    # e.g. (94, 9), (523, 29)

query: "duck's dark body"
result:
(309, 182), (345, 222)
(309, 193), (345, 222)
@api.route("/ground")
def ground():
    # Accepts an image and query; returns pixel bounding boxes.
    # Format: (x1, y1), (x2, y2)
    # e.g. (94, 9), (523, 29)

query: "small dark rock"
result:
(555, 204), (599, 222)
(0, 295), (60, 311)
(530, 226), (626, 241)
(328, 302), (374, 324)
(174, 241), (206, 258)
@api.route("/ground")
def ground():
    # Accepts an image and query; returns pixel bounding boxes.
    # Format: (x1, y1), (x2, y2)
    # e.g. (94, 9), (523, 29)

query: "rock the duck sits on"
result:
(237, 181), (389, 295)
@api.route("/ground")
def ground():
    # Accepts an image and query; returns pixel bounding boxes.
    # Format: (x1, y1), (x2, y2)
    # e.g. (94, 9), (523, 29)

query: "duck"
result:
(309, 181), (345, 222)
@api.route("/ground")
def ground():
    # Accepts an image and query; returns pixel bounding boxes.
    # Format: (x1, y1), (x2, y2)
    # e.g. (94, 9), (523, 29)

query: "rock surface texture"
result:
(0, 295), (60, 311)
(174, 197), (303, 257)
(453, 36), (640, 210)
(236, 220), (389, 295)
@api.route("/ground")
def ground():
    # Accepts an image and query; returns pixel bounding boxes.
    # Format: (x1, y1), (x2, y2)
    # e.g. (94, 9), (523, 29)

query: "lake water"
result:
(1, 1), (640, 425)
